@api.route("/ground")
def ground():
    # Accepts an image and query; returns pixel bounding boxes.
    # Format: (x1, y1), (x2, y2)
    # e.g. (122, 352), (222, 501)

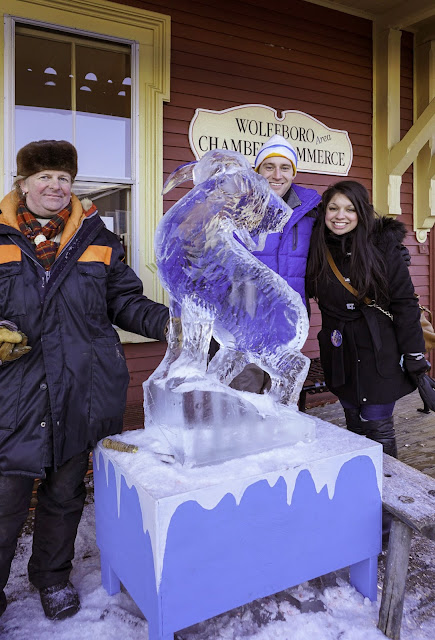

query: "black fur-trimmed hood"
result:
(373, 216), (407, 247)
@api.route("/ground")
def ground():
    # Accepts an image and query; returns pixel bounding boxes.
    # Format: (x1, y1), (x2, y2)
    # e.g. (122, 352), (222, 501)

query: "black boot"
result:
(343, 408), (366, 436)
(0, 590), (6, 617)
(39, 580), (80, 620)
(362, 416), (397, 546)
(363, 416), (397, 458)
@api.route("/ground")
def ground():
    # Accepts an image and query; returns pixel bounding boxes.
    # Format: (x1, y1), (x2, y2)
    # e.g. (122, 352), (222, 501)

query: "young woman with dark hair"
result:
(306, 180), (427, 457)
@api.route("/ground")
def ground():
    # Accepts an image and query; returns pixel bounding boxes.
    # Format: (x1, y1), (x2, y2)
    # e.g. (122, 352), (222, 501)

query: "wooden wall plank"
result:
(135, 0), (372, 47)
(171, 51), (372, 100)
(123, 342), (166, 404)
(170, 39), (372, 90)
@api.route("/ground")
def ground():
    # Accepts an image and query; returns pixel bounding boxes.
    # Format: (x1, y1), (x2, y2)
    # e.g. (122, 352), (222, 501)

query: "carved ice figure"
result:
(144, 149), (315, 466)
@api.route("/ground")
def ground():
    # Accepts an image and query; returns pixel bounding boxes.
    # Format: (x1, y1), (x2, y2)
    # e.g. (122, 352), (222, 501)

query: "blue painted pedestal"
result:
(94, 418), (382, 640)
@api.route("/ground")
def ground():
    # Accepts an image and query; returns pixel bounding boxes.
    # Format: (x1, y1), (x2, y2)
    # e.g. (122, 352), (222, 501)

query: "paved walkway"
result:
(307, 389), (435, 478)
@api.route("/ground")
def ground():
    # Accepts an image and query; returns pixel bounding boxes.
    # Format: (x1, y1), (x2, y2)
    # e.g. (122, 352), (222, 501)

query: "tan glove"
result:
(0, 327), (22, 344)
(0, 329), (32, 363)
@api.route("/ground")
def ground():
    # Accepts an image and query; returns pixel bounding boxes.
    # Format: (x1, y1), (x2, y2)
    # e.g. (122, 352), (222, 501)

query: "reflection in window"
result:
(76, 45), (130, 118)
(15, 35), (71, 110)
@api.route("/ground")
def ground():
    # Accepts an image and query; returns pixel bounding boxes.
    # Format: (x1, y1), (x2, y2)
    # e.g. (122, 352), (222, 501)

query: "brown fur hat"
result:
(17, 140), (78, 180)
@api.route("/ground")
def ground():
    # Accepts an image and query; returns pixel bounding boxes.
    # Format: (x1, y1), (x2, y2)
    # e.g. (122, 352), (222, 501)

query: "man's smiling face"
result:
(257, 156), (294, 198)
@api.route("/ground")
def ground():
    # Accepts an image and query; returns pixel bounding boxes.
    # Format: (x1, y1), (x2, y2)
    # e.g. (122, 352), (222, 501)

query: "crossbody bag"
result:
(326, 248), (435, 352)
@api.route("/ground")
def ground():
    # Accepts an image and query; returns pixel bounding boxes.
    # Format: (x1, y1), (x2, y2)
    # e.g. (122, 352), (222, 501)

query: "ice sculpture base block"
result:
(94, 418), (382, 640)
(143, 379), (316, 466)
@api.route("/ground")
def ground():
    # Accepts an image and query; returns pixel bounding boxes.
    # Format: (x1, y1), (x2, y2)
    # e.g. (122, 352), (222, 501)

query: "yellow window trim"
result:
(1, 0), (170, 313)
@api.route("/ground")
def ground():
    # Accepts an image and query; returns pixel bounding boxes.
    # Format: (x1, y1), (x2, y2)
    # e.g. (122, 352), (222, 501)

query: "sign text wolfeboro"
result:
(189, 104), (353, 175)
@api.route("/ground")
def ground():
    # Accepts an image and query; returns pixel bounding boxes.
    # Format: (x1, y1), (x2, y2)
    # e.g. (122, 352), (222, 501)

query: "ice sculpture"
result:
(143, 149), (315, 466)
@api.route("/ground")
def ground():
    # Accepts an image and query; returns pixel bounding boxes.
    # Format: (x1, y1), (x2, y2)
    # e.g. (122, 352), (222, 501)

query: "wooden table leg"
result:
(378, 517), (413, 639)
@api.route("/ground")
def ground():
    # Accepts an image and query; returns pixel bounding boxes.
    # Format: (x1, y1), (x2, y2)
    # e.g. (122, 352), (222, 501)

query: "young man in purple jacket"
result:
(252, 134), (321, 306)
(229, 135), (321, 392)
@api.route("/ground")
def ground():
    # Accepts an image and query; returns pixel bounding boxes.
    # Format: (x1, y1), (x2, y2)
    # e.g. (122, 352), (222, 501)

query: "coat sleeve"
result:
(105, 239), (169, 342)
(386, 243), (425, 354)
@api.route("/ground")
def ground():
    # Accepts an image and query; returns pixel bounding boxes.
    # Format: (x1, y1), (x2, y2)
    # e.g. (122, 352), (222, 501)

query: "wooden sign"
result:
(189, 104), (353, 176)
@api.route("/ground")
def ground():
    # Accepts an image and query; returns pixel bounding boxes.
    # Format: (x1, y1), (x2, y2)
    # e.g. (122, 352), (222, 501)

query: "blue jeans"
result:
(339, 400), (395, 421)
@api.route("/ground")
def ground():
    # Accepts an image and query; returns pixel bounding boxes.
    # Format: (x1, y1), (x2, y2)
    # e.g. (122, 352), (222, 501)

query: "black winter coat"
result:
(313, 218), (424, 406)
(0, 191), (169, 477)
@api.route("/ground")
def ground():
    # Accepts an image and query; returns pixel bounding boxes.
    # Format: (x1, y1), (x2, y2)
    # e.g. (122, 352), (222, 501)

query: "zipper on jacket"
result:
(55, 213), (90, 261)
(9, 235), (44, 272)
(8, 235), (51, 298)
(292, 223), (298, 250)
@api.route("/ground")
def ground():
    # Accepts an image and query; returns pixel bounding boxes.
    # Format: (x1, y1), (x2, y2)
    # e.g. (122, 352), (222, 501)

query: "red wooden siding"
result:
(123, 342), (167, 405)
(121, 341), (166, 430)
(399, 32), (430, 309)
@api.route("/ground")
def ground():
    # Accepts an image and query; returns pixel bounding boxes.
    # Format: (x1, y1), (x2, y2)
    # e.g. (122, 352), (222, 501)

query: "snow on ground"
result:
(1, 487), (434, 640)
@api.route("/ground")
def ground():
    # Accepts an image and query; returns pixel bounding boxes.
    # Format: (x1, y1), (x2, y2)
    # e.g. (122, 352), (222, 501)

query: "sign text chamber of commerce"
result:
(189, 105), (353, 176)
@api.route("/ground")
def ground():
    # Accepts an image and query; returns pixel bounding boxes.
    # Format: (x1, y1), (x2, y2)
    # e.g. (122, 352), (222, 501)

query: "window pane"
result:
(73, 183), (131, 264)
(75, 113), (131, 179)
(75, 45), (131, 178)
(76, 46), (131, 118)
(15, 107), (73, 153)
(15, 33), (73, 154)
(15, 33), (72, 110)
(14, 26), (132, 179)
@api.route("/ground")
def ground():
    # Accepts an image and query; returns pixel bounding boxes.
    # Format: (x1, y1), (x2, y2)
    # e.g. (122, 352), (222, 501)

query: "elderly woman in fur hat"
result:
(0, 140), (169, 621)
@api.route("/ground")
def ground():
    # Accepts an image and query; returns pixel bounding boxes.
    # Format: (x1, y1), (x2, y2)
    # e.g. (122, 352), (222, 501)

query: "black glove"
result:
(403, 353), (431, 385)
(400, 244), (411, 267)
(416, 374), (435, 412)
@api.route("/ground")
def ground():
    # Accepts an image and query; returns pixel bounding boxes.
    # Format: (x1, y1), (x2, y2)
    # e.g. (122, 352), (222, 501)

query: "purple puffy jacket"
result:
(252, 184), (321, 305)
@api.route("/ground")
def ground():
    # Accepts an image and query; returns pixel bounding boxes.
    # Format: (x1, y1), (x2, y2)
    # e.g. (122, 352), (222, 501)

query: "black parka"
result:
(312, 218), (425, 406)
(0, 191), (169, 477)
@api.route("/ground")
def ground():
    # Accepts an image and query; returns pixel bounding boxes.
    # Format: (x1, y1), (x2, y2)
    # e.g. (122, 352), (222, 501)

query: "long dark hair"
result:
(306, 180), (389, 304)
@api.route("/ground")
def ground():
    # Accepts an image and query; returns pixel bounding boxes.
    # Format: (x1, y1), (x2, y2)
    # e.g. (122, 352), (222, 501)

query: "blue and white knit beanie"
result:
(254, 134), (298, 176)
